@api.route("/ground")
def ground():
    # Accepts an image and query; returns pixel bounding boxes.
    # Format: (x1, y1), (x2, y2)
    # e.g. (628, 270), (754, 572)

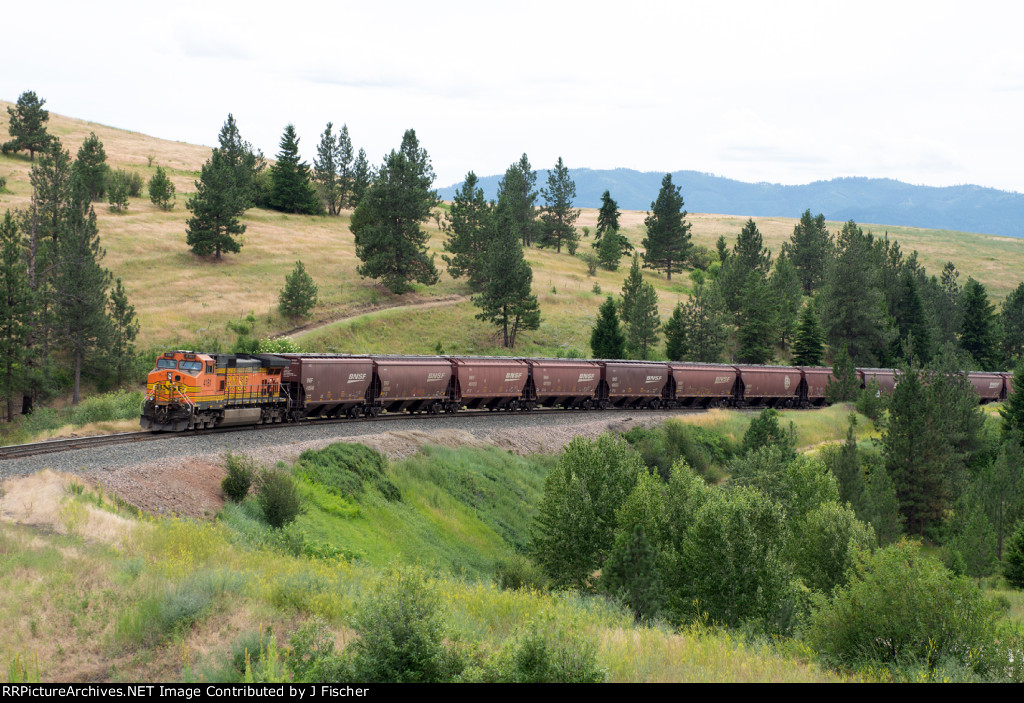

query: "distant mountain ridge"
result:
(437, 169), (1024, 239)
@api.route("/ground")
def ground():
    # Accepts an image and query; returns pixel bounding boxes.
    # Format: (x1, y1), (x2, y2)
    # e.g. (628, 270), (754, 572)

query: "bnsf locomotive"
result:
(140, 350), (1015, 432)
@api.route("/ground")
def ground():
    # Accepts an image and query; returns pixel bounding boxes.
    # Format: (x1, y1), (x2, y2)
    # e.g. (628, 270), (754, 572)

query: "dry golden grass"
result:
(2, 100), (1023, 355)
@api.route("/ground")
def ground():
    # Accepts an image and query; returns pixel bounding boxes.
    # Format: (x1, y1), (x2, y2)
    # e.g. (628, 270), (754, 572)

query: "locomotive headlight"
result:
(167, 372), (173, 381)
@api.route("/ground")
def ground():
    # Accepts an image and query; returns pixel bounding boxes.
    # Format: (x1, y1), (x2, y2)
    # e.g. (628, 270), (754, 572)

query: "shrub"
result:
(789, 501), (874, 594)
(291, 442), (399, 501)
(148, 166), (176, 210)
(807, 540), (998, 673)
(222, 451), (257, 502)
(107, 169), (130, 212)
(741, 407), (796, 456)
(346, 567), (463, 683)
(287, 617), (348, 683)
(126, 170), (145, 197)
(494, 554), (548, 592)
(476, 615), (604, 683)
(855, 379), (887, 424)
(256, 467), (302, 528)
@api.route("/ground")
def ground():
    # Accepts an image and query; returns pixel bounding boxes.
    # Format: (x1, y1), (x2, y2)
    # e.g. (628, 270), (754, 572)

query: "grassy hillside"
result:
(2, 101), (1023, 358)
(1, 408), (877, 683)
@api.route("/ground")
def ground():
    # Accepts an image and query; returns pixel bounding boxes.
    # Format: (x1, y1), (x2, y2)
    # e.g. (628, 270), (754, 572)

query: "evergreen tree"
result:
(1004, 521), (1024, 589)
(973, 436), (1024, 559)
(716, 219), (773, 315)
(827, 416), (870, 517)
(106, 169), (130, 212)
(959, 277), (998, 370)
(620, 255), (660, 360)
(493, 154), (539, 248)
(52, 200), (112, 404)
(1000, 282), (1024, 366)
(595, 190), (621, 243)
(891, 268), (932, 364)
(216, 114), (264, 209)
(641, 174), (691, 280)
(351, 130), (439, 294)
(335, 124), (355, 209)
(820, 220), (892, 366)
(1001, 356), (1024, 443)
(682, 276), (729, 363)
(601, 527), (663, 622)
(106, 278), (138, 387)
(864, 456), (904, 545)
(953, 503), (998, 580)
(147, 166), (176, 210)
(538, 157), (579, 253)
(663, 302), (687, 361)
(769, 252), (802, 349)
(597, 226), (626, 271)
(441, 171), (491, 291)
(2, 91), (54, 160)
(590, 295), (626, 359)
(0, 212), (31, 421)
(472, 198), (541, 348)
(313, 122), (343, 215)
(269, 124), (322, 215)
(72, 132), (109, 202)
(791, 302), (824, 366)
(186, 149), (246, 261)
(279, 260), (319, 319)
(826, 345), (860, 403)
(938, 261), (964, 345)
(784, 209), (831, 294)
(735, 272), (776, 364)
(350, 148), (372, 209)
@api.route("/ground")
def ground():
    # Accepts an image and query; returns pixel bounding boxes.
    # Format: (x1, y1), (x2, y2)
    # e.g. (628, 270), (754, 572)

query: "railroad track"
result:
(0, 406), (692, 461)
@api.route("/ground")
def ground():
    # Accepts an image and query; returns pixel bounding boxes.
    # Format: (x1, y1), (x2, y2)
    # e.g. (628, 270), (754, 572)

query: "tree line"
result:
(0, 92), (139, 419)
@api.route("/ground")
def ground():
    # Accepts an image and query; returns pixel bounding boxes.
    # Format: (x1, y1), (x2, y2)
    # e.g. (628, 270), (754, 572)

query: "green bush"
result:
(256, 467), (303, 528)
(622, 420), (735, 481)
(287, 617), (349, 683)
(69, 390), (144, 426)
(345, 567), (464, 683)
(473, 615), (604, 683)
(742, 408), (796, 456)
(807, 540), (998, 673)
(494, 554), (548, 591)
(292, 442), (400, 501)
(855, 379), (887, 424)
(221, 451), (257, 502)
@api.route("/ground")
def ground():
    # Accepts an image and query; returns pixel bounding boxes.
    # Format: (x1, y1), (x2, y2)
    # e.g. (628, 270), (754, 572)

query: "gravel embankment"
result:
(0, 409), (686, 518)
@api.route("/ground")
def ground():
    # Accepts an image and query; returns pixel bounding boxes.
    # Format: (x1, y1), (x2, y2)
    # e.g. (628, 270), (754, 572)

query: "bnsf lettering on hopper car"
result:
(426, 372), (446, 382)
(645, 375), (663, 383)
(579, 373), (595, 382)
(347, 373), (367, 383)
(714, 376), (730, 384)
(504, 372), (523, 382)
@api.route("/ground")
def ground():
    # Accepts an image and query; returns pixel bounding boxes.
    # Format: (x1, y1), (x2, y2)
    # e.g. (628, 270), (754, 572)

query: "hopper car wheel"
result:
(650, 399), (661, 410)
(509, 400), (520, 412)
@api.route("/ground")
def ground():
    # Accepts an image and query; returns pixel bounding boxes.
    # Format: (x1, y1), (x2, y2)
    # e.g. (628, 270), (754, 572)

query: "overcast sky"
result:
(3, 0), (1023, 192)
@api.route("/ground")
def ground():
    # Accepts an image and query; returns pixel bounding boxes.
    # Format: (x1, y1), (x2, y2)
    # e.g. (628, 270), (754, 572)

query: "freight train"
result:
(140, 350), (1015, 432)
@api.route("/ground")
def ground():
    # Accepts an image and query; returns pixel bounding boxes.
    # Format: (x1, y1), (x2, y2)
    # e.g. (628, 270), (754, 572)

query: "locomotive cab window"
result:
(157, 359), (176, 370)
(180, 361), (202, 373)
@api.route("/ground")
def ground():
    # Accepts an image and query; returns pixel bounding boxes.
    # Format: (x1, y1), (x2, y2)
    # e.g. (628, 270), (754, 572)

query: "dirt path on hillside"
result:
(272, 294), (469, 340)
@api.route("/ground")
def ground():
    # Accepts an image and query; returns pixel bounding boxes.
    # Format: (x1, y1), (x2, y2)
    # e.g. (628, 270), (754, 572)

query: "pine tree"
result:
(441, 171), (491, 291)
(1004, 521), (1024, 588)
(472, 197), (541, 348)
(641, 174), (691, 280)
(538, 157), (579, 253)
(735, 272), (776, 364)
(1001, 356), (1024, 443)
(829, 416), (870, 518)
(597, 226), (624, 271)
(107, 278), (139, 387)
(2, 91), (54, 160)
(826, 345), (860, 403)
(186, 149), (246, 260)
(279, 260), (319, 319)
(683, 277), (729, 363)
(864, 457), (904, 545)
(791, 303), (824, 366)
(1000, 282), (1024, 366)
(959, 277), (998, 370)
(350, 148), (372, 209)
(595, 190), (621, 244)
(73, 132), (109, 202)
(52, 200), (112, 404)
(663, 302), (687, 361)
(784, 210), (831, 294)
(148, 166), (176, 210)
(769, 252), (802, 349)
(106, 170), (130, 212)
(717, 219), (773, 315)
(601, 527), (663, 622)
(620, 255), (660, 359)
(351, 130), (439, 294)
(937, 261), (964, 346)
(335, 124), (355, 209)
(269, 124), (322, 215)
(820, 220), (892, 366)
(493, 154), (539, 248)
(216, 114), (264, 209)
(974, 436), (1024, 558)
(590, 296), (626, 359)
(313, 122), (342, 215)
(891, 268), (932, 364)
(0, 212), (31, 421)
